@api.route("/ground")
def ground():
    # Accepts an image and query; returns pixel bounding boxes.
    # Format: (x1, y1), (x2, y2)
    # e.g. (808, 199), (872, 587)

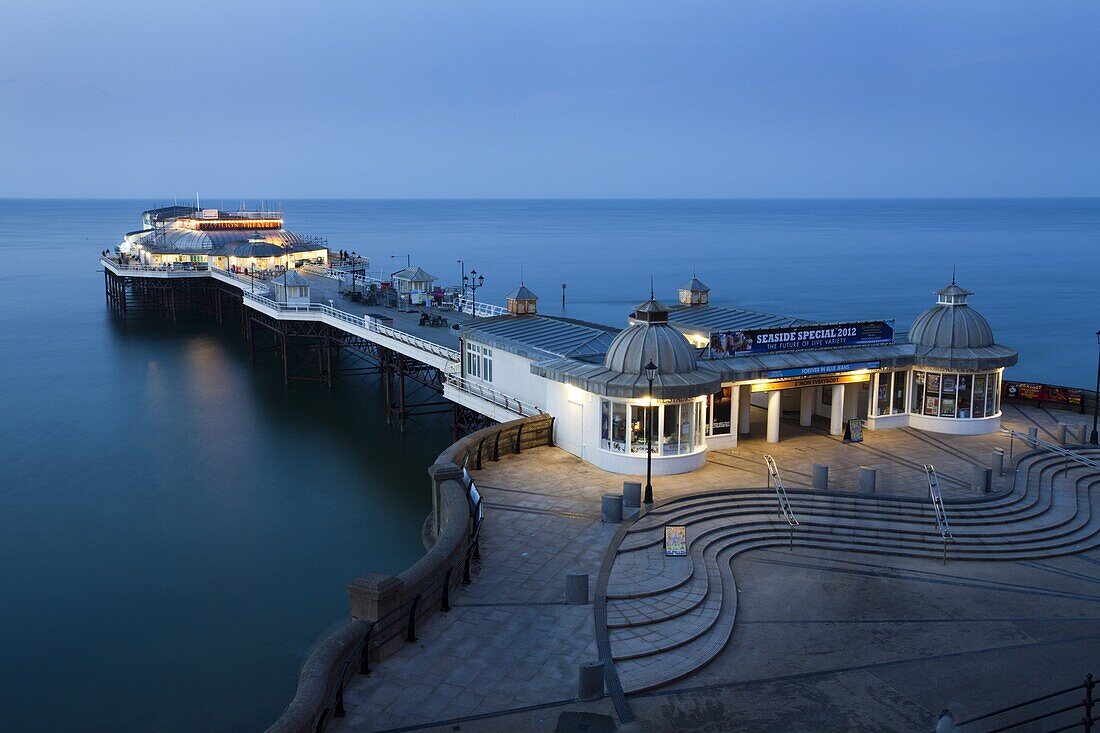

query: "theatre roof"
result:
(138, 227), (324, 255)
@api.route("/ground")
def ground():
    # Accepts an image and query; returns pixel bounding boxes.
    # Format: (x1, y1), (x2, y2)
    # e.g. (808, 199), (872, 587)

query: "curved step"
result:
(601, 451), (1100, 694)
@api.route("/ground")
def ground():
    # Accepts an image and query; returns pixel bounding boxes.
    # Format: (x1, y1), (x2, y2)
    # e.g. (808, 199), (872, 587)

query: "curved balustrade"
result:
(100, 256), (207, 274)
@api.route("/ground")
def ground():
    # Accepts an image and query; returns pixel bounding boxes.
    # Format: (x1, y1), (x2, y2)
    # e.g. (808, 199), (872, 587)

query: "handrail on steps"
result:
(924, 464), (953, 565)
(763, 454), (798, 550)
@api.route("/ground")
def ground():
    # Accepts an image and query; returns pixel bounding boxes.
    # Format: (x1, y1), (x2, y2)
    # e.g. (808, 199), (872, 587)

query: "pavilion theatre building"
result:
(458, 278), (1017, 476)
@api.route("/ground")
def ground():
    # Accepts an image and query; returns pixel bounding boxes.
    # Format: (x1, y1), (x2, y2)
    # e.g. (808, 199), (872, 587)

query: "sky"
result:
(1, 1), (1098, 198)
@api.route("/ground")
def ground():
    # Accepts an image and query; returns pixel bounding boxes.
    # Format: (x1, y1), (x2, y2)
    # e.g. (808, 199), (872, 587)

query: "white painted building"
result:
(459, 278), (1017, 475)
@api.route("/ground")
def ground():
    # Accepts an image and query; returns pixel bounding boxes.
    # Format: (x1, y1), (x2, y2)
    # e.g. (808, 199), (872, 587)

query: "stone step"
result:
(606, 564), (709, 628)
(604, 451), (1100, 695)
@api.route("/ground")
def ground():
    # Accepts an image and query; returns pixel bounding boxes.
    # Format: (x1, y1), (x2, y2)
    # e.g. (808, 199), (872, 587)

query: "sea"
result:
(0, 198), (1096, 731)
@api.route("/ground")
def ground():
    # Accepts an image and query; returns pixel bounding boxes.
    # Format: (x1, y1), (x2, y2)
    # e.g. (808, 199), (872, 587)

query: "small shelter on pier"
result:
(272, 270), (311, 305)
(391, 266), (437, 305)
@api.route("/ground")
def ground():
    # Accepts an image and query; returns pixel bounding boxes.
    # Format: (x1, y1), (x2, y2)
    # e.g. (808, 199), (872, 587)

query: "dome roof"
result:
(604, 298), (699, 375)
(908, 280), (995, 349)
(225, 241), (288, 259)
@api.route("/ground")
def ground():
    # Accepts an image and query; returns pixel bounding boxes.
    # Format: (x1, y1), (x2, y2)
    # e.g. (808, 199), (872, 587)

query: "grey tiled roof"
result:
(391, 266), (436, 282)
(532, 356), (722, 400)
(664, 304), (814, 333)
(460, 315), (619, 360)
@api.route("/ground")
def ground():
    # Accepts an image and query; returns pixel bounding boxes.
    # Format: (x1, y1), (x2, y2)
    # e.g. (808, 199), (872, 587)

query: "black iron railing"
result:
(937, 674), (1095, 733)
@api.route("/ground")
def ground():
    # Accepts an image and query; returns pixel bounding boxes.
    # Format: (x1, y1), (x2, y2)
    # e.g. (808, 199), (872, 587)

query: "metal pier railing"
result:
(763, 454), (799, 549)
(925, 464), (953, 564)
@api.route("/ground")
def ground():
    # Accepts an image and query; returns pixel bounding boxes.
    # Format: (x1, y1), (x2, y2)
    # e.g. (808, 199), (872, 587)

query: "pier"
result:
(101, 256), (539, 433)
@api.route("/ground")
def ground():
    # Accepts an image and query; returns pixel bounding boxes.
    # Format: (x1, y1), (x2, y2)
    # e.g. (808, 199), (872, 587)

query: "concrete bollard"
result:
(601, 493), (623, 523)
(565, 572), (589, 605)
(622, 481), (642, 509)
(1027, 426), (1038, 442)
(992, 448), (1005, 477)
(972, 465), (992, 493)
(1059, 424), (1070, 445)
(935, 710), (960, 733)
(578, 660), (605, 701)
(813, 464), (829, 490)
(859, 466), (877, 493)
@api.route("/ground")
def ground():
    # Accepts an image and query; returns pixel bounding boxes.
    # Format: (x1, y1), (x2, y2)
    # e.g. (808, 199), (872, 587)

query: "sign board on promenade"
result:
(1004, 381), (1084, 408)
(664, 525), (688, 557)
(707, 321), (894, 358)
(844, 418), (864, 443)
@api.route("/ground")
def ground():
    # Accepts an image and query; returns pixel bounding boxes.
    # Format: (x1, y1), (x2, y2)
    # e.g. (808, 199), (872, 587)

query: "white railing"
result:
(454, 296), (508, 318)
(100, 256), (207, 274)
(210, 266), (272, 294)
(240, 290), (460, 363)
(1001, 428), (1100, 471)
(444, 374), (542, 417)
(302, 264), (383, 287)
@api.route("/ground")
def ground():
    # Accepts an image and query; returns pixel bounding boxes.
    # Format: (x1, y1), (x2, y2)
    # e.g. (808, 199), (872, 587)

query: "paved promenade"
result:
(334, 404), (1096, 732)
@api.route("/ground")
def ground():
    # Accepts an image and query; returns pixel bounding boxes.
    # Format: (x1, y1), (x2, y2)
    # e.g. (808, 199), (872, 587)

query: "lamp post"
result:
(1091, 329), (1099, 445)
(463, 269), (485, 316)
(644, 360), (657, 506)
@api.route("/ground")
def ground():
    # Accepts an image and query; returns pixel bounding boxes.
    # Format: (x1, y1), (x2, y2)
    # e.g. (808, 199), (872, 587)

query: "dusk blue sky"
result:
(2, 1), (1098, 198)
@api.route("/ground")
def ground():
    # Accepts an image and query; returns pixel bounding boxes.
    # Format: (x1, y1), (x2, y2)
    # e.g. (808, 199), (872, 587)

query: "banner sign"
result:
(708, 321), (894, 358)
(765, 361), (880, 379)
(751, 372), (870, 392)
(664, 525), (688, 557)
(1004, 381), (1084, 407)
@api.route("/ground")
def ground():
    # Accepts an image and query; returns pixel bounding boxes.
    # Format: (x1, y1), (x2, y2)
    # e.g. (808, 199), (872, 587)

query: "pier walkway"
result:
(100, 257), (543, 421)
(332, 404), (1100, 733)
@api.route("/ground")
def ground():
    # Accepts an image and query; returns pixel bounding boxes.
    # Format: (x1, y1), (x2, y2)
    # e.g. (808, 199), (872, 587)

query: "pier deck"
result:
(296, 271), (475, 352)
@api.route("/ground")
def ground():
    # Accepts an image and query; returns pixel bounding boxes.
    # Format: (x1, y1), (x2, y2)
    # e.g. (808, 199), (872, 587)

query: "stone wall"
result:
(266, 413), (555, 733)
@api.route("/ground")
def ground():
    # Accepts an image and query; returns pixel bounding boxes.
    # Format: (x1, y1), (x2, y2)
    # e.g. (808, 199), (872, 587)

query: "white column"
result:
(830, 384), (845, 435)
(738, 384), (752, 435)
(766, 390), (782, 443)
(728, 386), (740, 446)
(799, 387), (814, 427)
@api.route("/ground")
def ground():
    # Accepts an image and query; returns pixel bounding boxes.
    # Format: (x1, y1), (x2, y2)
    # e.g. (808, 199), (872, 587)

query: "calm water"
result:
(0, 199), (1097, 732)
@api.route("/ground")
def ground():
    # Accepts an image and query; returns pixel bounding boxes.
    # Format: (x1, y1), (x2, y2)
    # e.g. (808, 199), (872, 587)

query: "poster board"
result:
(843, 418), (864, 443)
(664, 525), (688, 557)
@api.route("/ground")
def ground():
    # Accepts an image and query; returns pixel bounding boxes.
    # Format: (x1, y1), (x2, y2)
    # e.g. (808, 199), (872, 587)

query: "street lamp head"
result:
(644, 360), (658, 383)
(462, 274), (469, 283)
(477, 274), (485, 287)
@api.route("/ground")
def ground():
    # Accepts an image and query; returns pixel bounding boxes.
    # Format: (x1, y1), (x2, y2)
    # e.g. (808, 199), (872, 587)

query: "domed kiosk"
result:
(538, 296), (721, 475)
(903, 279), (1017, 435)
